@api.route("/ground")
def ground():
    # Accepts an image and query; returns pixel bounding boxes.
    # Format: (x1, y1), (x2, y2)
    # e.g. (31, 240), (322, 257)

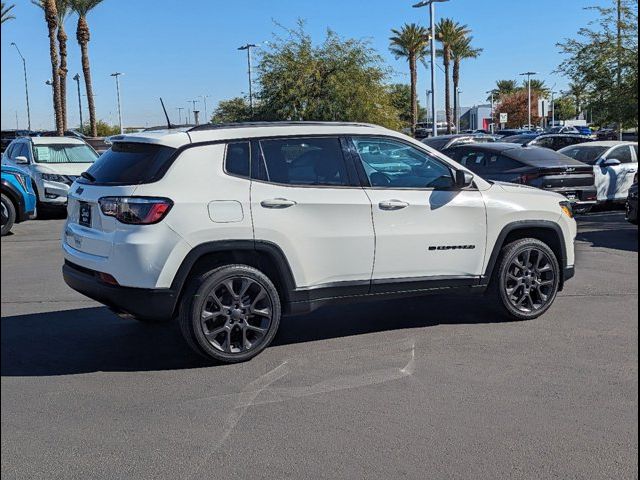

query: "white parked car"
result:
(61, 122), (577, 363)
(2, 136), (99, 209)
(559, 141), (638, 202)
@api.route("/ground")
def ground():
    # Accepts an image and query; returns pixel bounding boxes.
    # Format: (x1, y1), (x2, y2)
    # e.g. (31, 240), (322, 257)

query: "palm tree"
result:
(451, 34), (482, 131)
(436, 18), (469, 133)
(488, 79), (518, 101)
(42, 0), (64, 134)
(527, 79), (550, 98)
(389, 23), (430, 135)
(1, 2), (15, 23)
(34, 0), (70, 131)
(70, 0), (103, 137)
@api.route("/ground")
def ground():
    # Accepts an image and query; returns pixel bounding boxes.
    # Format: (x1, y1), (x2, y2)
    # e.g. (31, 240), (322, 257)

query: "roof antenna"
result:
(159, 97), (174, 129)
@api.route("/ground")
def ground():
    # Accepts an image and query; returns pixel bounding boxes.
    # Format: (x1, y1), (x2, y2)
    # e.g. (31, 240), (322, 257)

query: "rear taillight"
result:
(98, 197), (173, 225)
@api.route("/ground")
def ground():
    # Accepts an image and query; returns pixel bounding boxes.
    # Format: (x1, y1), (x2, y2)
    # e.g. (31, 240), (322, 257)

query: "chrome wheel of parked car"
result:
(504, 247), (556, 314)
(494, 238), (560, 320)
(200, 277), (273, 354)
(179, 264), (281, 363)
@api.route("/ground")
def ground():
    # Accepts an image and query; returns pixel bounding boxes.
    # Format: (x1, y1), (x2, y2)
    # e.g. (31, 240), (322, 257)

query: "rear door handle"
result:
(260, 198), (297, 209)
(379, 200), (409, 211)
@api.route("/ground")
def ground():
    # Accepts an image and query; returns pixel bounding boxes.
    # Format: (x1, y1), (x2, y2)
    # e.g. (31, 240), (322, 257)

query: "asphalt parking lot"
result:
(1, 212), (637, 480)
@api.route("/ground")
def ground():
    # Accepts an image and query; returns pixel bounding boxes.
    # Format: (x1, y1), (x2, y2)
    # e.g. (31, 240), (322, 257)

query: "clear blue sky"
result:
(1, 0), (601, 130)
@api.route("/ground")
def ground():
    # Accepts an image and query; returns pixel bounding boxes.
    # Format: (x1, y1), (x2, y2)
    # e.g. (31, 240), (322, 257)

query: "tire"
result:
(178, 264), (281, 363)
(490, 238), (560, 321)
(1, 193), (16, 237)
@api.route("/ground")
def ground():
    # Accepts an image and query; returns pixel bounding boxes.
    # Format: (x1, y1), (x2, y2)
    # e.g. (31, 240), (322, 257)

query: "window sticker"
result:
(35, 146), (50, 162)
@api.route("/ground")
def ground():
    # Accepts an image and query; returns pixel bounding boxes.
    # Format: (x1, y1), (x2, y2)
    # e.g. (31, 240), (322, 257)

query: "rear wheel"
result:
(1, 193), (16, 236)
(491, 238), (560, 320)
(178, 264), (281, 363)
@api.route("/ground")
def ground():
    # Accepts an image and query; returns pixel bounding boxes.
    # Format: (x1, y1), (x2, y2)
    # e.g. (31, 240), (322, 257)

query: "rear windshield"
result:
(33, 144), (98, 164)
(81, 142), (176, 185)
(502, 135), (537, 144)
(422, 137), (450, 151)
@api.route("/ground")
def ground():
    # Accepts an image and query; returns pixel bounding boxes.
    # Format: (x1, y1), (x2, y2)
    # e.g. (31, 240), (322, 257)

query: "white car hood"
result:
(493, 181), (566, 200)
(33, 163), (93, 176)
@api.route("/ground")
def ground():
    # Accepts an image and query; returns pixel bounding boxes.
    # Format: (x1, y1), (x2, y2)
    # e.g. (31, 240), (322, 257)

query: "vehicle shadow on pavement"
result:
(1, 296), (505, 377)
(576, 213), (638, 252)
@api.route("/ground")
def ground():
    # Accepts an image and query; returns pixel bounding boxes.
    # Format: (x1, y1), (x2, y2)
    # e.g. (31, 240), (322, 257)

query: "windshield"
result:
(559, 145), (608, 165)
(33, 144), (98, 164)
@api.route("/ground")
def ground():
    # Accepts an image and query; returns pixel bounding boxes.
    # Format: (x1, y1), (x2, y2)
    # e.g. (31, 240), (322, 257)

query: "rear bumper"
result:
(563, 265), (576, 283)
(62, 261), (178, 321)
(547, 186), (598, 207)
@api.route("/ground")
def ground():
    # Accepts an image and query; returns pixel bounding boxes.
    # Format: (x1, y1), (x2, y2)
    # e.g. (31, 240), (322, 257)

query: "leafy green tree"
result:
(553, 96), (577, 122)
(389, 23), (430, 135)
(80, 119), (119, 136)
(557, 0), (638, 130)
(256, 22), (401, 130)
(1, 2), (15, 23)
(495, 90), (541, 128)
(211, 97), (252, 124)
(387, 83), (426, 128)
(70, 0), (104, 137)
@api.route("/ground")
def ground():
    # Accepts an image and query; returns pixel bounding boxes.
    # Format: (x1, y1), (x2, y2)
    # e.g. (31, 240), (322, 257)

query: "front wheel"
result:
(1, 193), (16, 236)
(491, 238), (561, 320)
(178, 264), (281, 363)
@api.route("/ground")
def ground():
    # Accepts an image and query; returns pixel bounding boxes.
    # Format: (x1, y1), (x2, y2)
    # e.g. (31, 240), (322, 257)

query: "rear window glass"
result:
(225, 142), (250, 178)
(82, 142), (176, 185)
(559, 146), (608, 165)
(33, 144), (98, 164)
(422, 137), (451, 151)
(259, 137), (349, 186)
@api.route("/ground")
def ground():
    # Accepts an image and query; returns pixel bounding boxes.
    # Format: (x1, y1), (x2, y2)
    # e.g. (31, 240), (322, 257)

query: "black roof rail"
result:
(187, 121), (378, 133)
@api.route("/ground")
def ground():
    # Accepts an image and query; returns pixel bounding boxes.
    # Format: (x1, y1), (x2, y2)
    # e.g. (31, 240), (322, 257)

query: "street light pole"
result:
(550, 91), (556, 128)
(426, 89), (432, 126)
(189, 99), (199, 121)
(520, 71), (537, 129)
(200, 95), (211, 124)
(413, 0), (448, 138)
(238, 43), (257, 117)
(110, 72), (124, 134)
(73, 74), (83, 133)
(176, 107), (184, 125)
(10, 43), (31, 131)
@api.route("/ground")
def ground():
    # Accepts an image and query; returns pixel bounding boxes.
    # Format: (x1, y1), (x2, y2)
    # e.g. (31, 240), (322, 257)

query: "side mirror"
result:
(602, 158), (621, 167)
(14, 156), (29, 165)
(455, 170), (474, 188)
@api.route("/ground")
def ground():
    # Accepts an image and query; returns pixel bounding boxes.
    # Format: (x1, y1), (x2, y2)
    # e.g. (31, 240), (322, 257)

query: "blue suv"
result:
(1, 159), (36, 236)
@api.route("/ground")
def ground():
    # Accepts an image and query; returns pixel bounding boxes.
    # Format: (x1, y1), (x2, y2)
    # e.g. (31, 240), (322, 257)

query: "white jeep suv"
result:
(62, 122), (577, 363)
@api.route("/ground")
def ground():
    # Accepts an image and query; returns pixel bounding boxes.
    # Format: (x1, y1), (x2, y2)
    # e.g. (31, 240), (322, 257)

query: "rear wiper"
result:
(81, 171), (96, 182)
